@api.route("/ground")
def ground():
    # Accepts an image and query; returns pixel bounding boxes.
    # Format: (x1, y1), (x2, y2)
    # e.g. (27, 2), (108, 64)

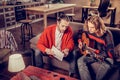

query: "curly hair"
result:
(83, 15), (106, 37)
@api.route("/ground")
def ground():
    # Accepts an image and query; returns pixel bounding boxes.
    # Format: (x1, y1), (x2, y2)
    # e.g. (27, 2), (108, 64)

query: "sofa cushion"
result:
(69, 22), (84, 46)
(108, 27), (120, 47)
(114, 44), (120, 62)
(43, 56), (69, 71)
(69, 22), (83, 33)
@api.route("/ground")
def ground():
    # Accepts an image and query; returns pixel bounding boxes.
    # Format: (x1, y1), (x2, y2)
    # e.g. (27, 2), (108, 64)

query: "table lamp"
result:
(8, 54), (25, 72)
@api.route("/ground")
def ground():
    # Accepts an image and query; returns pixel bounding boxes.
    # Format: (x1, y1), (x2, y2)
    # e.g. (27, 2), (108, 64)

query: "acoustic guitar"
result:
(78, 33), (105, 61)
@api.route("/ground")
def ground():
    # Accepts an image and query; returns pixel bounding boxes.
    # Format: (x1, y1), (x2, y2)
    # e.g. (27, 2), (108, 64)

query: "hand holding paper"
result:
(45, 48), (54, 56)
(62, 49), (69, 57)
(51, 46), (64, 61)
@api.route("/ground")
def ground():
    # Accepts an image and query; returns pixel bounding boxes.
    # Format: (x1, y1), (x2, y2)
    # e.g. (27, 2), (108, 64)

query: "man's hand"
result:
(62, 49), (69, 57)
(45, 48), (54, 56)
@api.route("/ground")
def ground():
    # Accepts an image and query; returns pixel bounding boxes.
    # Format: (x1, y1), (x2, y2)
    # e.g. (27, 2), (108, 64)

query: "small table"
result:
(25, 4), (76, 29)
(11, 66), (78, 80)
(81, 6), (116, 27)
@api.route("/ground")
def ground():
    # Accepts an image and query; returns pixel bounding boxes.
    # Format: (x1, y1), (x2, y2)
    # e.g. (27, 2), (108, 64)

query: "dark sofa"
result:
(30, 22), (120, 76)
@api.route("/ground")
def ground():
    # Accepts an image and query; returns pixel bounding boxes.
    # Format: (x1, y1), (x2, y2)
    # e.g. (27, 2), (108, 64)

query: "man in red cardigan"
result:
(36, 14), (75, 76)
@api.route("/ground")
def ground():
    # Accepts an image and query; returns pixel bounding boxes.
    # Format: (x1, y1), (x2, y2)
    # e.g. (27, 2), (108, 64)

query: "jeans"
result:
(34, 49), (43, 67)
(77, 56), (113, 80)
(34, 49), (77, 74)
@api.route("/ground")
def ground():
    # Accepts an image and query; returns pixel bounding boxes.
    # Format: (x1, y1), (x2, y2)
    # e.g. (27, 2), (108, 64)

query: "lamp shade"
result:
(8, 54), (25, 72)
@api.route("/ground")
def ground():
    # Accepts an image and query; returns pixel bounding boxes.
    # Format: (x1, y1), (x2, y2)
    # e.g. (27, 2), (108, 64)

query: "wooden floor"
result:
(0, 18), (120, 80)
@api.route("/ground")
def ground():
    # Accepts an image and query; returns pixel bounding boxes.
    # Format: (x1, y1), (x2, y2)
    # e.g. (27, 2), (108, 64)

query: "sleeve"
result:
(105, 30), (114, 58)
(37, 29), (48, 53)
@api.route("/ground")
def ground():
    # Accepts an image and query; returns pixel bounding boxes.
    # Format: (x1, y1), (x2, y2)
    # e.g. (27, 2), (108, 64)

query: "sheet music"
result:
(51, 46), (64, 61)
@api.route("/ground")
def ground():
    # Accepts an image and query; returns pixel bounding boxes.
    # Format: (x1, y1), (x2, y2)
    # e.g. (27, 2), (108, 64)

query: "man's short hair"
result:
(57, 13), (70, 22)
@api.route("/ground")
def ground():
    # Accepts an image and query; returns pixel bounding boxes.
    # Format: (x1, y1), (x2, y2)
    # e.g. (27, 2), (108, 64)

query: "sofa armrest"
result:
(30, 33), (41, 49)
(30, 33), (41, 45)
(107, 27), (120, 47)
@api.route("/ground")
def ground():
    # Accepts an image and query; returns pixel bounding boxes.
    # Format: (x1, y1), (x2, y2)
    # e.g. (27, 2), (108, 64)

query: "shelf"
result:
(5, 11), (14, 13)
(0, 13), (3, 15)
(0, 2), (43, 30)
(6, 20), (16, 23)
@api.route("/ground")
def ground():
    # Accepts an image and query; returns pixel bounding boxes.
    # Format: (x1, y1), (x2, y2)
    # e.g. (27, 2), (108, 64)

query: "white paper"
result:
(51, 46), (64, 61)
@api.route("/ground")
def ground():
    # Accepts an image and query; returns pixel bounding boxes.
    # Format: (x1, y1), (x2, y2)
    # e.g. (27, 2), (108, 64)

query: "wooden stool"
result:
(66, 13), (75, 22)
(19, 19), (33, 47)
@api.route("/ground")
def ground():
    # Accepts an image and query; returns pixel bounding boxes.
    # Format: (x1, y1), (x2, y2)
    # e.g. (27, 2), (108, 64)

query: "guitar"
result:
(78, 33), (105, 61)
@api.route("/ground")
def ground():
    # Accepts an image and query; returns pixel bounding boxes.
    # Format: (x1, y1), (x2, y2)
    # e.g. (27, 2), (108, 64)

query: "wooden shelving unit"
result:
(0, 2), (43, 30)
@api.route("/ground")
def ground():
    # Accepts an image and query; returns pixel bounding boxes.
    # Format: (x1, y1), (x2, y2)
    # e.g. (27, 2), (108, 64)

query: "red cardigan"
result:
(37, 24), (74, 53)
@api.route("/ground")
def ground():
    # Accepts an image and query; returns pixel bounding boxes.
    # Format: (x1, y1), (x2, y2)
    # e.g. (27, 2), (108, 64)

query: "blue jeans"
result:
(34, 49), (76, 74)
(77, 56), (113, 80)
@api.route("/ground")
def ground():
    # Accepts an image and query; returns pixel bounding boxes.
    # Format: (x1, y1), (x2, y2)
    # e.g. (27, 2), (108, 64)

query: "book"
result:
(51, 46), (64, 61)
